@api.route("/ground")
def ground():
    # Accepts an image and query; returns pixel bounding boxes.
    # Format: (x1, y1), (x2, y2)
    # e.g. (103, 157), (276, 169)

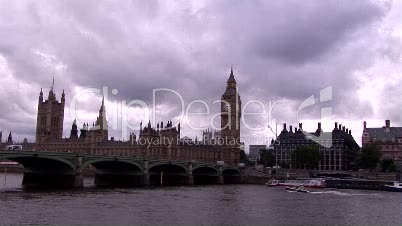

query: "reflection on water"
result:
(1, 173), (402, 225)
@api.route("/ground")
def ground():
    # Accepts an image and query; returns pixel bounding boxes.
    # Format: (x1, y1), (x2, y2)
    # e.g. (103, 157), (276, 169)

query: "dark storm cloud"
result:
(249, 1), (384, 64)
(0, 0), (397, 143)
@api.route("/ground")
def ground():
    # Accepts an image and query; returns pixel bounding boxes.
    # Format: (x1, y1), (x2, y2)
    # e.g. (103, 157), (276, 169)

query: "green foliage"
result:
(240, 149), (254, 166)
(381, 159), (397, 172)
(258, 149), (275, 167)
(358, 144), (381, 170)
(291, 145), (320, 169)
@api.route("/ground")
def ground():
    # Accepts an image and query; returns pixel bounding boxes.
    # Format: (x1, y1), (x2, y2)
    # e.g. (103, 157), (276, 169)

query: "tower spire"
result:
(51, 75), (54, 91)
(228, 65), (236, 83)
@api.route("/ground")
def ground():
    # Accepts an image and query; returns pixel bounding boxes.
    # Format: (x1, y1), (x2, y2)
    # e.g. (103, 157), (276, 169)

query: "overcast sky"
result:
(0, 0), (401, 149)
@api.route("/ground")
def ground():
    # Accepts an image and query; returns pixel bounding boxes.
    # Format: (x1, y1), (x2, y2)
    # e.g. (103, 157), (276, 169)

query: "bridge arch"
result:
(148, 163), (188, 185)
(192, 166), (219, 174)
(0, 154), (77, 188)
(148, 163), (188, 173)
(222, 168), (242, 184)
(82, 159), (144, 172)
(222, 168), (241, 176)
(83, 159), (144, 187)
(0, 155), (76, 172)
(192, 166), (219, 185)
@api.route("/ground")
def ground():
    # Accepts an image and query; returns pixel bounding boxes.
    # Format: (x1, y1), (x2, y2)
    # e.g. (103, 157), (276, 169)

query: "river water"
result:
(0, 173), (401, 225)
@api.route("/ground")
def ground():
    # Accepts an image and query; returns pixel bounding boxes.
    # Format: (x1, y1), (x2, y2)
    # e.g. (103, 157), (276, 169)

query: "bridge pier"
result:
(217, 175), (224, 184)
(187, 175), (194, 185)
(74, 156), (84, 188)
(187, 163), (194, 185)
(74, 174), (84, 188)
(143, 172), (150, 186)
(218, 168), (224, 184)
(143, 161), (150, 185)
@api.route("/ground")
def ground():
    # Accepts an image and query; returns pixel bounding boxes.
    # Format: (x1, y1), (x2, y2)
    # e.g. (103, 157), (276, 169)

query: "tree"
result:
(259, 149), (275, 167)
(240, 149), (254, 166)
(291, 145), (320, 170)
(358, 144), (381, 170)
(381, 159), (397, 172)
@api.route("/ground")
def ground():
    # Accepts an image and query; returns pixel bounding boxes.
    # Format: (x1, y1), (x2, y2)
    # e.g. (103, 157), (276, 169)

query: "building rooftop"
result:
(365, 127), (402, 140)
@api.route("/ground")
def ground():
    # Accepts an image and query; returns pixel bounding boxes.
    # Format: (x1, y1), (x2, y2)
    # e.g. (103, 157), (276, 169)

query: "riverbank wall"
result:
(324, 179), (392, 190)
(272, 169), (399, 181)
(243, 168), (399, 190)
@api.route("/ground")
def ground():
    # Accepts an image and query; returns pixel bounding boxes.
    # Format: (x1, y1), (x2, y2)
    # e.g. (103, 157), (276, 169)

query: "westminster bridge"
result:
(0, 150), (244, 188)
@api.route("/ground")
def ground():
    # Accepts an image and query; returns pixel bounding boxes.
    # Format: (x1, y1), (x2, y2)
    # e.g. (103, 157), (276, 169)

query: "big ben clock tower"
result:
(221, 66), (241, 146)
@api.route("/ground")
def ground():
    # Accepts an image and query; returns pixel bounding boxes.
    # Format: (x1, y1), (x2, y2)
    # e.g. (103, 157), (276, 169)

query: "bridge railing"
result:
(1, 149), (219, 165)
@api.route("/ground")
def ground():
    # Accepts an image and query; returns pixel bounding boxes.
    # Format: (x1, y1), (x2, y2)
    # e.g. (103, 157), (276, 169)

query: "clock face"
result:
(222, 102), (229, 112)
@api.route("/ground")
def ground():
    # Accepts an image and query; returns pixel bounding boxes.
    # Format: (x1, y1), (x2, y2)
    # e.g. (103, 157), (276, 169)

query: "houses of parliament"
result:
(23, 68), (242, 165)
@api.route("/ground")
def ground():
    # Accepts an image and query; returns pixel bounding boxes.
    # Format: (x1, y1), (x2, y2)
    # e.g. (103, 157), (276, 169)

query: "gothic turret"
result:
(80, 123), (87, 139)
(39, 88), (43, 103)
(70, 119), (78, 139)
(7, 132), (13, 144)
(61, 89), (65, 104)
(86, 97), (109, 142)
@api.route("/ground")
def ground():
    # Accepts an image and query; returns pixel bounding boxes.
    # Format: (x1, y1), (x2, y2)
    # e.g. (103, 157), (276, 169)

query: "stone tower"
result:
(86, 97), (108, 142)
(95, 96), (108, 141)
(221, 66), (241, 146)
(70, 119), (79, 139)
(35, 80), (65, 144)
(7, 132), (13, 144)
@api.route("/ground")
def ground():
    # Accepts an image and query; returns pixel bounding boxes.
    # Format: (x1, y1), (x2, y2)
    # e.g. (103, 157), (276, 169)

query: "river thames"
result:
(1, 173), (401, 225)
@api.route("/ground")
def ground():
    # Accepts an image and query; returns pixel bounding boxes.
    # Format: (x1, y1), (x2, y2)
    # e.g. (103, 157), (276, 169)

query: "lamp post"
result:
(160, 171), (164, 187)
(267, 123), (279, 169)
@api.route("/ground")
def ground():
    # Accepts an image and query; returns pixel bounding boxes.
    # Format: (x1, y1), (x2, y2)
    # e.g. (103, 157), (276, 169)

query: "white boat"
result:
(5, 145), (23, 151)
(285, 186), (310, 193)
(383, 181), (402, 192)
(266, 178), (326, 188)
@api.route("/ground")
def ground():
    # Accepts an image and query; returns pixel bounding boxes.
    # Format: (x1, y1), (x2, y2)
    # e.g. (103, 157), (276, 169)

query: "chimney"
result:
(299, 123), (303, 129)
(283, 123), (287, 131)
(318, 122), (321, 130)
(385, 120), (390, 128)
(346, 128), (349, 134)
(335, 122), (338, 129)
(349, 130), (352, 135)
(289, 125), (293, 133)
(339, 124), (342, 130)
(342, 126), (345, 132)
(295, 127), (297, 133)
(363, 121), (367, 130)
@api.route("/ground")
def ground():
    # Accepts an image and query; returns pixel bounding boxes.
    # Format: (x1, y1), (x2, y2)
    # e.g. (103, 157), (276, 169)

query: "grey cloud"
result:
(0, 0), (397, 144)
